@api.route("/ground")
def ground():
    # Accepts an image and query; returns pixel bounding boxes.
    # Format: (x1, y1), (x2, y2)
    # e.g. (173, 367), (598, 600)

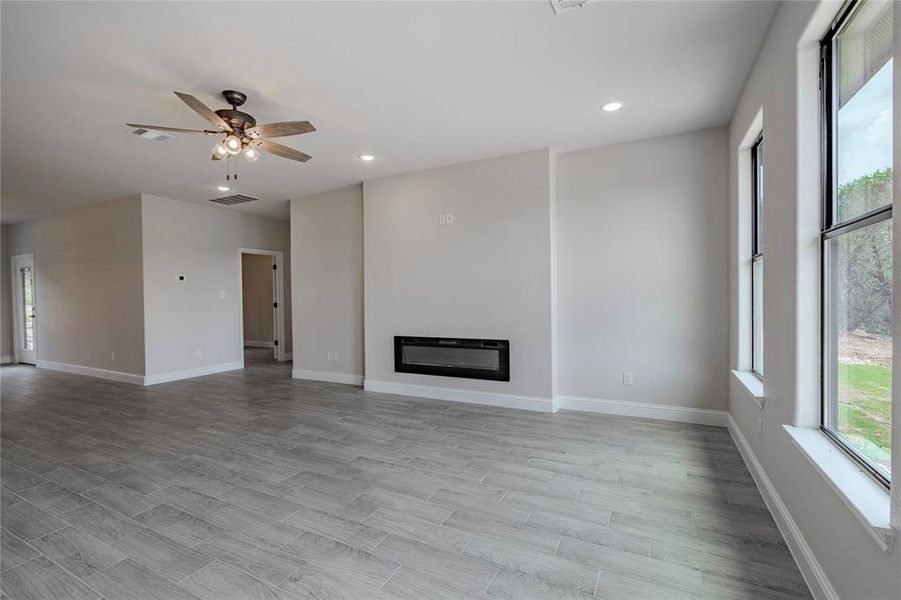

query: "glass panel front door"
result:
(11, 254), (37, 364)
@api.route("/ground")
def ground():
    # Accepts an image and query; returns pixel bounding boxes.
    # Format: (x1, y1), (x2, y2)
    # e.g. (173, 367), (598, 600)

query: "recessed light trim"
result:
(602, 102), (623, 112)
(217, 185), (230, 192)
(359, 154), (375, 162)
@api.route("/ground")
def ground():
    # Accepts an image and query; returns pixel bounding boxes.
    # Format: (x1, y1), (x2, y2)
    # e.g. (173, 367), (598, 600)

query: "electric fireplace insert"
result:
(394, 336), (510, 381)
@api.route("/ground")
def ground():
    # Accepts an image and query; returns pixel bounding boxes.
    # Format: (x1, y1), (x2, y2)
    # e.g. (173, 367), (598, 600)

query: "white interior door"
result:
(11, 254), (37, 364)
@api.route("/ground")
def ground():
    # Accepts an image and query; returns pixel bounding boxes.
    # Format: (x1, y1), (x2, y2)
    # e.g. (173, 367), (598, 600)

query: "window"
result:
(751, 135), (764, 377)
(821, 0), (893, 486)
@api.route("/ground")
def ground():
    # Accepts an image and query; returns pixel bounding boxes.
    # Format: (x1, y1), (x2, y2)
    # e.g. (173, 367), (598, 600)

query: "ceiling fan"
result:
(127, 90), (315, 163)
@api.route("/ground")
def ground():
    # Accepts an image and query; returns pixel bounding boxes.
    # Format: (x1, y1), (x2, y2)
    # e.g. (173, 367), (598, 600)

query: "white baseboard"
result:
(727, 415), (837, 600)
(364, 379), (555, 412)
(0, 355), (14, 365)
(293, 369), (363, 386)
(243, 340), (274, 348)
(144, 361), (244, 385)
(35, 360), (144, 385)
(557, 395), (728, 427)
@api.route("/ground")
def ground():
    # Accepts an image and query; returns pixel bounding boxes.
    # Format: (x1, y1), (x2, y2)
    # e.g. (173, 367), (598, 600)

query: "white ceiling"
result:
(1, 1), (777, 224)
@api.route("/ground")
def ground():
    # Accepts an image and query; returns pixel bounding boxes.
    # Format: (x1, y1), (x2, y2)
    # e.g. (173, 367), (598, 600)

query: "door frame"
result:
(237, 248), (286, 364)
(10, 253), (37, 365)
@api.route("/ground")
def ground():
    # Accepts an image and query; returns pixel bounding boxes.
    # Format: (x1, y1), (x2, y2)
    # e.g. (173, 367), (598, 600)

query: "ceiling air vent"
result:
(130, 127), (174, 142)
(209, 194), (260, 206)
(549, 0), (591, 14)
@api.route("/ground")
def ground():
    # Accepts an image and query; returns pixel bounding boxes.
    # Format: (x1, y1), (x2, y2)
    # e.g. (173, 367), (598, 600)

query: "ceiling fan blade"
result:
(173, 91), (232, 132)
(245, 121), (316, 139)
(127, 123), (220, 136)
(250, 139), (311, 163)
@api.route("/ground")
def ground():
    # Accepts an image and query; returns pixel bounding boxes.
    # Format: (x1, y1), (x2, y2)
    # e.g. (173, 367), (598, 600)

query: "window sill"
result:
(731, 370), (765, 409)
(783, 425), (894, 552)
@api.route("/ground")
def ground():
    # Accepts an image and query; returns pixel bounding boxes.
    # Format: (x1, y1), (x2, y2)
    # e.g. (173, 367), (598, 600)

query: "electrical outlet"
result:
(195, 348), (203, 358)
(446, 212), (454, 224)
(219, 290), (225, 299)
(176, 274), (186, 283)
(110, 351), (115, 361)
(438, 214), (447, 225)
(623, 371), (634, 386)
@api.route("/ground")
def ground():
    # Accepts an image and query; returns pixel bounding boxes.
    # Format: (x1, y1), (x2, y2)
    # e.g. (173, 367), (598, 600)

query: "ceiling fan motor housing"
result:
(215, 108), (256, 132)
(216, 90), (255, 132)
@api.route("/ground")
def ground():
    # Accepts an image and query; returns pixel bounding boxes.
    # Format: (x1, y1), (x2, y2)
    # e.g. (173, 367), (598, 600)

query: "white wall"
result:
(241, 253), (274, 345)
(290, 185), (364, 381)
(1, 224), (14, 360)
(141, 194), (292, 377)
(363, 150), (555, 405)
(6, 196), (146, 375)
(729, 2), (900, 598)
(557, 127), (729, 411)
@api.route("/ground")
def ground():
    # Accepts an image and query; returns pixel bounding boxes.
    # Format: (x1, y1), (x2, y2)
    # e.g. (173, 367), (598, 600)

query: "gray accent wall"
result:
(556, 127), (729, 410)
(141, 194), (292, 377)
(1, 224), (13, 359)
(290, 185), (364, 379)
(6, 195), (146, 374)
(363, 149), (555, 401)
(292, 138), (730, 413)
(2, 193), (292, 380)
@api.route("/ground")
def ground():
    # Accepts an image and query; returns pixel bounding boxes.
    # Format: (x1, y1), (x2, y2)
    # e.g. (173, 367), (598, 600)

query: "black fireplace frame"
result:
(394, 336), (510, 381)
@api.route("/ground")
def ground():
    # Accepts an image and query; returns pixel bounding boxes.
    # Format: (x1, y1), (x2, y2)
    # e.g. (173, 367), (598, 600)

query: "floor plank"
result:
(2, 556), (100, 600)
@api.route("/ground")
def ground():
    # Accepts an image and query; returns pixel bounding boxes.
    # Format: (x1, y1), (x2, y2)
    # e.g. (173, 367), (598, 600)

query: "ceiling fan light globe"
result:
(243, 147), (261, 162)
(224, 135), (242, 154)
(213, 142), (229, 157)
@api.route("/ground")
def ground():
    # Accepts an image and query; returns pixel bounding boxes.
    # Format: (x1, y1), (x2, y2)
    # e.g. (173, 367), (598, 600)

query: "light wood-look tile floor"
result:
(0, 349), (811, 599)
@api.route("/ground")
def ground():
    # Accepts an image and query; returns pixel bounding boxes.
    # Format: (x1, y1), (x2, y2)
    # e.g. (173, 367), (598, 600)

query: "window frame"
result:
(819, 0), (892, 488)
(751, 134), (764, 379)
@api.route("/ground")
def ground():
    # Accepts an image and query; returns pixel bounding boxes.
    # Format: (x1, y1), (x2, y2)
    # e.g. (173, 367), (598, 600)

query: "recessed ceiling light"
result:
(217, 185), (230, 192)
(602, 102), (623, 112)
(359, 154), (375, 162)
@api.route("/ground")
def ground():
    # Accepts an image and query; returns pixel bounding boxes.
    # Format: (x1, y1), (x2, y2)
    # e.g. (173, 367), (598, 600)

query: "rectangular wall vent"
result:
(130, 128), (174, 142)
(209, 194), (260, 205)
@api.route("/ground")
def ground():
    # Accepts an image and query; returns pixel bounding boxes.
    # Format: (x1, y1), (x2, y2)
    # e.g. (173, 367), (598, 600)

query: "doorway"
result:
(11, 253), (37, 365)
(238, 248), (286, 364)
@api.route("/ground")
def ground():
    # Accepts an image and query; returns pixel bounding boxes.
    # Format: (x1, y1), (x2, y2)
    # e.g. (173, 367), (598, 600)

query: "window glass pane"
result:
(754, 140), (764, 252)
(752, 258), (763, 376)
(20, 266), (34, 352)
(827, 219), (892, 479)
(835, 1), (893, 222)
